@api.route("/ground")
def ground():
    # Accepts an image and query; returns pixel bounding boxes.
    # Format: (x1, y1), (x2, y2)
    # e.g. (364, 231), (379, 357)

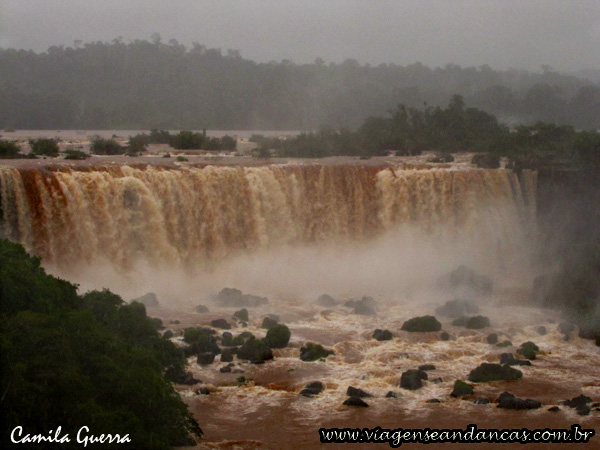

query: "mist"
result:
(2, 0), (599, 72)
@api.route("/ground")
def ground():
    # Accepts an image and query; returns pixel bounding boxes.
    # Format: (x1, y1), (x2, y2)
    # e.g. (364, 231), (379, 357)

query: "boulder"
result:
(435, 299), (479, 318)
(211, 319), (231, 330)
(418, 364), (436, 371)
(343, 397), (369, 407)
(346, 386), (373, 398)
(215, 288), (269, 307)
(465, 316), (491, 329)
(499, 353), (532, 366)
(400, 370), (426, 390)
(373, 329), (393, 341)
(426, 398), (441, 403)
(220, 348), (234, 363)
(231, 331), (255, 346)
(233, 308), (249, 322)
(451, 380), (474, 397)
(300, 343), (334, 362)
(448, 265), (493, 294)
(452, 316), (468, 327)
(486, 333), (498, 344)
(168, 370), (200, 385)
(194, 304), (209, 313)
(346, 297), (377, 315)
(385, 391), (399, 398)
(195, 387), (210, 395)
(163, 330), (174, 339)
(496, 340), (512, 347)
(558, 322), (575, 335)
(316, 294), (339, 307)
(221, 331), (233, 346)
(264, 323), (291, 348)
(517, 341), (539, 360)
(219, 366), (231, 373)
(468, 363), (522, 382)
(401, 315), (442, 332)
(261, 317), (279, 329)
(473, 397), (490, 405)
(197, 352), (216, 365)
(535, 326), (547, 336)
(497, 392), (541, 410)
(548, 406), (560, 412)
(300, 381), (324, 397)
(237, 338), (274, 364)
(440, 331), (450, 341)
(130, 292), (159, 307)
(561, 394), (592, 409)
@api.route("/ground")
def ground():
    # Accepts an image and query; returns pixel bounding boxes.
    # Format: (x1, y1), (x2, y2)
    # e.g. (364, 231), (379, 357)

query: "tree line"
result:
(0, 239), (202, 449)
(0, 38), (598, 130)
(252, 95), (600, 170)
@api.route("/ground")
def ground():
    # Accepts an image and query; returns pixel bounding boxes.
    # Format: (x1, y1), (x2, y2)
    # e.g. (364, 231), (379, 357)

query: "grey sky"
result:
(1, 0), (599, 71)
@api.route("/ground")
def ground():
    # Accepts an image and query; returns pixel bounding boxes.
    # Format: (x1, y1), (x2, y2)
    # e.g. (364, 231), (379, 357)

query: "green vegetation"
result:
(0, 239), (202, 449)
(63, 149), (89, 160)
(401, 315), (442, 332)
(0, 139), (20, 158)
(252, 97), (600, 168)
(30, 138), (59, 156)
(0, 39), (598, 130)
(90, 136), (123, 155)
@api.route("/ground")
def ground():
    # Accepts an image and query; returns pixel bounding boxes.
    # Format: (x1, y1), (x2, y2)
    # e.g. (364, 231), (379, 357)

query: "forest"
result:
(0, 239), (202, 449)
(0, 38), (599, 130)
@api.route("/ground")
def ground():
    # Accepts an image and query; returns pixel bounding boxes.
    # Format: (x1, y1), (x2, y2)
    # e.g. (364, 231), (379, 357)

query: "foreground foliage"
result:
(0, 239), (201, 449)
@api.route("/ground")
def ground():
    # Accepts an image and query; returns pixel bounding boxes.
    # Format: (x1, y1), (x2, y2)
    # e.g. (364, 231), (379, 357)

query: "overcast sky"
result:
(1, 0), (599, 72)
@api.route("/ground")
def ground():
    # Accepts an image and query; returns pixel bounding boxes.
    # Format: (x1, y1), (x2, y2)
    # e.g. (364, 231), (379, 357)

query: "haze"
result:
(1, 0), (599, 72)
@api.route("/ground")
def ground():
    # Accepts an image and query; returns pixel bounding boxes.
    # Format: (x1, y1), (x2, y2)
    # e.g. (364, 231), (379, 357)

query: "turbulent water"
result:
(0, 165), (535, 278)
(3, 163), (598, 449)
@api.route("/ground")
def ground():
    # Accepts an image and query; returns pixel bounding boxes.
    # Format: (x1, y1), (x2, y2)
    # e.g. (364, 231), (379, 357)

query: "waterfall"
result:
(0, 165), (536, 279)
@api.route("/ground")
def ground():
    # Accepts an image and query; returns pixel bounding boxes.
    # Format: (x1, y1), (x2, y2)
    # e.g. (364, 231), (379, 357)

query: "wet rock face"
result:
(345, 296), (377, 315)
(499, 353), (532, 366)
(237, 338), (273, 364)
(264, 323), (291, 348)
(401, 315), (442, 332)
(300, 343), (334, 362)
(451, 380), (474, 397)
(316, 294), (339, 307)
(346, 386), (373, 398)
(211, 318), (231, 330)
(400, 370), (427, 390)
(343, 397), (369, 407)
(300, 381), (324, 397)
(215, 287), (269, 307)
(468, 363), (522, 382)
(373, 329), (393, 341)
(435, 299), (479, 318)
(497, 392), (541, 410)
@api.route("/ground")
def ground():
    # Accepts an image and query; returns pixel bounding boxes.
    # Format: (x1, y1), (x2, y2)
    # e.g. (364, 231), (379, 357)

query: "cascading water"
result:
(0, 164), (536, 290)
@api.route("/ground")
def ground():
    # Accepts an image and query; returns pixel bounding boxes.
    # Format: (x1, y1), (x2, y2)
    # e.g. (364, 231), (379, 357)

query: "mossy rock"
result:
(517, 341), (539, 360)
(237, 338), (273, 363)
(486, 333), (498, 344)
(468, 363), (522, 382)
(264, 323), (291, 348)
(401, 315), (441, 332)
(261, 316), (279, 329)
(465, 316), (491, 329)
(373, 329), (393, 341)
(300, 342), (334, 362)
(496, 340), (512, 347)
(233, 308), (249, 322)
(230, 331), (255, 346)
(451, 380), (474, 397)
